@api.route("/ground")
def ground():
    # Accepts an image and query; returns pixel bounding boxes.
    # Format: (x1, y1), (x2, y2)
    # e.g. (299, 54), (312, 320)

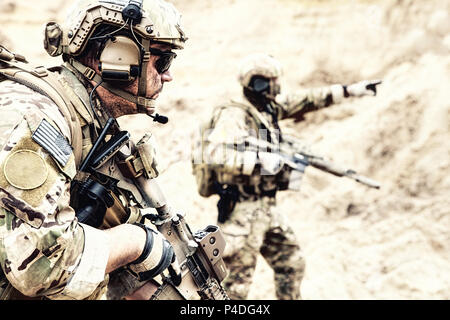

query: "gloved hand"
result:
(345, 80), (382, 97)
(259, 151), (285, 175)
(129, 224), (181, 285)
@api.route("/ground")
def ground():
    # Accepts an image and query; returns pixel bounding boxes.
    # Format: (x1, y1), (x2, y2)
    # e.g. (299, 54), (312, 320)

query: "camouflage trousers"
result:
(219, 196), (305, 300)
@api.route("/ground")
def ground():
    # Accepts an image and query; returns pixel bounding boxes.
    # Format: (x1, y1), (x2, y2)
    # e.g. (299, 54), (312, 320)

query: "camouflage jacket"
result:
(0, 64), (156, 300)
(193, 85), (345, 197)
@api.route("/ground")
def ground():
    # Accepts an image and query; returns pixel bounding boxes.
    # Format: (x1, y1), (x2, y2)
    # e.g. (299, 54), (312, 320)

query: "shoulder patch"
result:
(32, 119), (73, 167)
(4, 150), (48, 190)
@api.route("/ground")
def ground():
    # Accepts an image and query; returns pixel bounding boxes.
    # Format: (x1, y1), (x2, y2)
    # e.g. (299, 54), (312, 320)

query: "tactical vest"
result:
(193, 101), (289, 198)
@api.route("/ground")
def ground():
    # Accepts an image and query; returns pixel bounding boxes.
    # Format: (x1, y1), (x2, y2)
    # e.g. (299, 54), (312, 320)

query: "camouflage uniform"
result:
(194, 54), (351, 300)
(0, 0), (186, 300)
(0, 77), (111, 300)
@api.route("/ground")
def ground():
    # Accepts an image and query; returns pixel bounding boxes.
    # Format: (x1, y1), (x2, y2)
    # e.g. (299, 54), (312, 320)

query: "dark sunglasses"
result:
(149, 48), (177, 74)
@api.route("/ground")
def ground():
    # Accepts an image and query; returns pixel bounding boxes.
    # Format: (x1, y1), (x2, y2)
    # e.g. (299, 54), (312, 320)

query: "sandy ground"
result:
(1, 0), (449, 300)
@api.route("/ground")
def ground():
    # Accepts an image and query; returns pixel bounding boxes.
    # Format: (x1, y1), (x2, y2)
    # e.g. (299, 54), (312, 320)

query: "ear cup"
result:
(99, 36), (141, 81)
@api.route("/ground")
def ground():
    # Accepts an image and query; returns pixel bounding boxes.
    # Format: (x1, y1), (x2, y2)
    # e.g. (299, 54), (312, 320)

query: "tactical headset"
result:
(98, 35), (176, 82)
(99, 36), (141, 82)
(97, 0), (145, 83)
(85, 0), (172, 124)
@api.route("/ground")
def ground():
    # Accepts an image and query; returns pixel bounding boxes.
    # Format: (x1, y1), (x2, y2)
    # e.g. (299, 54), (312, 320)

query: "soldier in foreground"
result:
(0, 0), (227, 300)
(192, 53), (382, 300)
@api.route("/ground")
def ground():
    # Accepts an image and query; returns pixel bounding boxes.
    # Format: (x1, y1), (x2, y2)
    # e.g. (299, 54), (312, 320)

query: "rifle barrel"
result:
(299, 155), (381, 189)
(348, 173), (381, 189)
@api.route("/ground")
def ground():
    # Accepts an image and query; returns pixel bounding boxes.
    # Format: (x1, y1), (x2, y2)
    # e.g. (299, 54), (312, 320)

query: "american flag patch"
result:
(32, 119), (73, 167)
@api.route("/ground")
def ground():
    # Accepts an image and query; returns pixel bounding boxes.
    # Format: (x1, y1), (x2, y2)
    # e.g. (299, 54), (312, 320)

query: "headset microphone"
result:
(149, 113), (169, 124)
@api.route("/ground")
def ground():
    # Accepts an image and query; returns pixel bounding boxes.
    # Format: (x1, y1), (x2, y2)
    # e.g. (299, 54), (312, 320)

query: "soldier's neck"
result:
(95, 85), (139, 119)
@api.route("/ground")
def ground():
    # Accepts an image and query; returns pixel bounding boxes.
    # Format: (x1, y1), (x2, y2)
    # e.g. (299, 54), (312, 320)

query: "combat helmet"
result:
(238, 53), (282, 98)
(44, 0), (187, 115)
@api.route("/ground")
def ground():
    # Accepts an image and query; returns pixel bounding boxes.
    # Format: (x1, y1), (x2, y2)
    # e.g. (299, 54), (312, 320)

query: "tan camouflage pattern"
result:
(220, 197), (305, 300)
(195, 82), (348, 300)
(195, 103), (303, 300)
(136, 133), (161, 180)
(195, 103), (281, 196)
(238, 53), (283, 88)
(44, 22), (64, 57)
(204, 105), (259, 175)
(203, 103), (279, 173)
(143, 0), (187, 48)
(198, 82), (347, 188)
(237, 53), (345, 121)
(274, 84), (345, 120)
(199, 90), (341, 192)
(56, 0), (186, 57)
(0, 80), (109, 299)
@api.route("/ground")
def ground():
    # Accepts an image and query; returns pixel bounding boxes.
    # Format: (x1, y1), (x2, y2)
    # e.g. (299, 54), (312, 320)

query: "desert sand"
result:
(0, 0), (449, 300)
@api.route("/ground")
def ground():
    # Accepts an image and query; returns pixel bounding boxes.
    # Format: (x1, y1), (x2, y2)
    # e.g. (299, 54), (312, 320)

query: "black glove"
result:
(129, 223), (181, 284)
(345, 80), (382, 97)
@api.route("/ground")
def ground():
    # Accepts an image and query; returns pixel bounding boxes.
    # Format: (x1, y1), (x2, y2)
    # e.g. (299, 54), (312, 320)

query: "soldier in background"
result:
(193, 53), (381, 300)
(0, 0), (187, 300)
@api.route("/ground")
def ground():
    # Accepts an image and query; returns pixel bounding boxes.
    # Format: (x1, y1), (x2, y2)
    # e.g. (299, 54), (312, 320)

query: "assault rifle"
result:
(244, 135), (381, 189)
(131, 176), (230, 300)
(74, 118), (229, 300)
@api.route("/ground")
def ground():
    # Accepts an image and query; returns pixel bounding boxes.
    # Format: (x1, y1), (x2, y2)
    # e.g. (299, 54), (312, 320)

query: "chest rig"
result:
(202, 101), (290, 197)
(71, 119), (160, 230)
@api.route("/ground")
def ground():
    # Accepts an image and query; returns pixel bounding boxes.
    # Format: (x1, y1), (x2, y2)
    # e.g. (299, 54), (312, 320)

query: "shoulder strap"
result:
(54, 64), (96, 126)
(0, 58), (83, 167)
(222, 101), (282, 144)
(40, 71), (84, 167)
(218, 101), (273, 132)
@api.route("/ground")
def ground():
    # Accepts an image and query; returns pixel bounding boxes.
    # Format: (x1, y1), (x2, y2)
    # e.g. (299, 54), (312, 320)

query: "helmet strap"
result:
(137, 39), (151, 113)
